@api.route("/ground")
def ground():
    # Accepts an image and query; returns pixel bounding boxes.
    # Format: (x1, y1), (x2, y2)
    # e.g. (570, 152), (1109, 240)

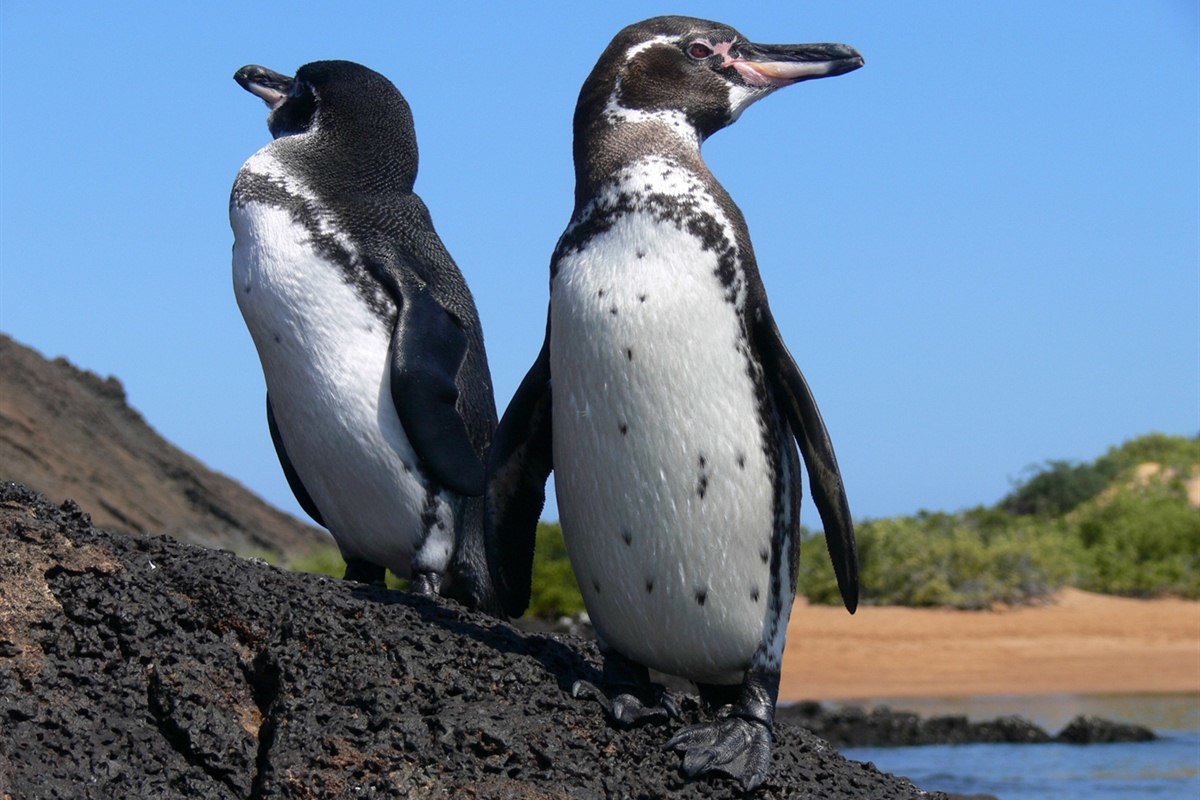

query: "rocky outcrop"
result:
(0, 485), (941, 799)
(778, 701), (1155, 749)
(0, 334), (327, 559)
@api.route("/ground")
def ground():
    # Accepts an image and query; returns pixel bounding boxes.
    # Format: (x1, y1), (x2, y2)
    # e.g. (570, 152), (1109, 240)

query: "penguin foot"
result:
(665, 714), (772, 791)
(343, 558), (386, 586)
(410, 571), (443, 596)
(571, 679), (679, 728)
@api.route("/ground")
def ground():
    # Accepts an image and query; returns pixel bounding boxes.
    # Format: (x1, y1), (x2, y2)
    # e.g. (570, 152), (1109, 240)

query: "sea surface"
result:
(838, 693), (1200, 800)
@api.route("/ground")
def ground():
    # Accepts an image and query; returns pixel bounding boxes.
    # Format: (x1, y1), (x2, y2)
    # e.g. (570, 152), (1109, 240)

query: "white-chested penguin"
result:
(486, 17), (862, 789)
(230, 60), (499, 612)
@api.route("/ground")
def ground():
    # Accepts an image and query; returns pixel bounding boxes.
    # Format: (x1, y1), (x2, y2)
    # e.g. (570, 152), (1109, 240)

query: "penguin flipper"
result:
(387, 280), (486, 497)
(486, 325), (554, 617)
(753, 309), (859, 613)
(266, 393), (326, 528)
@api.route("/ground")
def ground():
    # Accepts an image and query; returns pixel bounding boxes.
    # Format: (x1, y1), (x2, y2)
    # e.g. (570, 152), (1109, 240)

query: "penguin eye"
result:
(686, 42), (713, 60)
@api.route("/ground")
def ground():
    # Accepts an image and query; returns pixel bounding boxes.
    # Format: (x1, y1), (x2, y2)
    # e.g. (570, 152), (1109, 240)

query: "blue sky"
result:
(1, 3), (1197, 526)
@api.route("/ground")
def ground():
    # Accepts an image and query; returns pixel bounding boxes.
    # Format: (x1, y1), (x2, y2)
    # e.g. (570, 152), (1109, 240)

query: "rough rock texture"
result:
(0, 334), (327, 558)
(0, 485), (942, 799)
(778, 701), (1156, 749)
(1055, 715), (1156, 744)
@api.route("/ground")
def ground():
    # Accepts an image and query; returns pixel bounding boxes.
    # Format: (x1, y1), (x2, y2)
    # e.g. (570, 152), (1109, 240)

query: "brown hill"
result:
(0, 333), (327, 558)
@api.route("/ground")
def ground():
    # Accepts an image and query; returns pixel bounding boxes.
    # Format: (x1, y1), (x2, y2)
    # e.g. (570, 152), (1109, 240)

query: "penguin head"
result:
(578, 16), (863, 142)
(235, 60), (418, 191)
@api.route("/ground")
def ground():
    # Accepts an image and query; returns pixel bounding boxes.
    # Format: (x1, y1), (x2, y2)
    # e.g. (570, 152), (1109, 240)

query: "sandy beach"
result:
(780, 588), (1200, 701)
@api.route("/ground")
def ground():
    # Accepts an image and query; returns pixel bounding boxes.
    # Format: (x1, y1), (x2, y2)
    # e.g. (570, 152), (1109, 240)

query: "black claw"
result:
(681, 746), (719, 776)
(572, 678), (604, 703)
(611, 693), (668, 727)
(660, 692), (683, 721)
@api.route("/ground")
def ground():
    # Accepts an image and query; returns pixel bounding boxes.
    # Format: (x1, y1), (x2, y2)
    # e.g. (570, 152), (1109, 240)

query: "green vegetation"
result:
(283, 523), (590, 617)
(1071, 480), (1199, 597)
(286, 546), (409, 590)
(274, 433), (1198, 614)
(528, 522), (586, 619)
(287, 545), (347, 578)
(798, 509), (1081, 609)
(800, 432), (1199, 608)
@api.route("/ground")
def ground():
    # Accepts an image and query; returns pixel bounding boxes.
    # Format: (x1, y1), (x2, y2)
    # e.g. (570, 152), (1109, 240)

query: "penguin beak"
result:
(728, 42), (864, 88)
(234, 65), (294, 110)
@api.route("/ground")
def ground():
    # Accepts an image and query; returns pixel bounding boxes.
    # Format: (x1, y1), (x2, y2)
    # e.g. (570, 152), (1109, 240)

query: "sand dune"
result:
(781, 588), (1200, 701)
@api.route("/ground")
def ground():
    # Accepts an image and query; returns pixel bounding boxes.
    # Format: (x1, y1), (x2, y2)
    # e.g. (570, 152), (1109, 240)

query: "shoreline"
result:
(780, 588), (1200, 702)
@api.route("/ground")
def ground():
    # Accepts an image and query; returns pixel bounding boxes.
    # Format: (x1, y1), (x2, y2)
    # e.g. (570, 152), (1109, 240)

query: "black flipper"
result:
(386, 279), (486, 497)
(753, 308), (859, 613)
(266, 393), (326, 528)
(485, 319), (554, 617)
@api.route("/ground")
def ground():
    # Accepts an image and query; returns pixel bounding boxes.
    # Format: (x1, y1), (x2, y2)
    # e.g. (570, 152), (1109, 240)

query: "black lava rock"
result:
(0, 483), (940, 799)
(1055, 715), (1157, 744)
(777, 702), (1154, 749)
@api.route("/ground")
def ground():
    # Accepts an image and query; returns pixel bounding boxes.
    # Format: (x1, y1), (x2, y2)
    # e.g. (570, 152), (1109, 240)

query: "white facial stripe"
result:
(725, 82), (770, 123)
(624, 34), (676, 61)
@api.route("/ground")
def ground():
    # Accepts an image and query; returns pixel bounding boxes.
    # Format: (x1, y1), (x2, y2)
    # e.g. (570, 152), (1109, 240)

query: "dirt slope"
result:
(0, 333), (326, 558)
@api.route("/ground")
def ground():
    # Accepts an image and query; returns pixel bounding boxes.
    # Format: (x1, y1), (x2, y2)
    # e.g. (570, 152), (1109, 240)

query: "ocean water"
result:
(839, 694), (1200, 800)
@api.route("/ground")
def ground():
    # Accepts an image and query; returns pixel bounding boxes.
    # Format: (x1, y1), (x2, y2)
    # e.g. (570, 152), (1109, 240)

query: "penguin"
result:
(230, 60), (498, 611)
(486, 17), (862, 789)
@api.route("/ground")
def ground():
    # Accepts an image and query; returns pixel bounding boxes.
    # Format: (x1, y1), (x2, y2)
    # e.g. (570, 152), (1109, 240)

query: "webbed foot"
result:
(343, 557), (386, 586)
(571, 648), (680, 728)
(669, 667), (780, 790)
(410, 570), (443, 596)
(666, 714), (772, 791)
(572, 679), (679, 727)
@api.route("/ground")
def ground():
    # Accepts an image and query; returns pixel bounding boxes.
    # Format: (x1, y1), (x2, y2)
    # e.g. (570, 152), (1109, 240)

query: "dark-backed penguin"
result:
(486, 17), (862, 789)
(230, 60), (499, 611)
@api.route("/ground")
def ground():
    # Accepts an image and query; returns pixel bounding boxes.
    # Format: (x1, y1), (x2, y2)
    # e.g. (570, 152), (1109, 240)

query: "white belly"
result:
(550, 196), (778, 684)
(230, 178), (451, 576)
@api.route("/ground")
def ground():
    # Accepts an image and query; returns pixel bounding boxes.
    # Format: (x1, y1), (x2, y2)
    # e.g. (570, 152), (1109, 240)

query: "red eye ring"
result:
(687, 42), (713, 60)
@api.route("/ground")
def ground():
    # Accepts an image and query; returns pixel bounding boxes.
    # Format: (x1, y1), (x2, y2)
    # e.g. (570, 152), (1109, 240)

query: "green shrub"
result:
(799, 510), (1078, 609)
(1000, 459), (1118, 516)
(275, 432), (1198, 611)
(1098, 432), (1200, 475)
(286, 544), (345, 578)
(527, 522), (586, 619)
(284, 545), (407, 589)
(1071, 482), (1200, 598)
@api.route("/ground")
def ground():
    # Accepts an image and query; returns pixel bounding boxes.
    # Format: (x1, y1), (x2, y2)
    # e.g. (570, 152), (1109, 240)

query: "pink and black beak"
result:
(234, 65), (293, 110)
(724, 41), (864, 88)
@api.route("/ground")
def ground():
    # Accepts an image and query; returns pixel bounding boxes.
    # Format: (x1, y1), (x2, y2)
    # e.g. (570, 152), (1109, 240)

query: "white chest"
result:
(229, 152), (453, 576)
(549, 159), (783, 683)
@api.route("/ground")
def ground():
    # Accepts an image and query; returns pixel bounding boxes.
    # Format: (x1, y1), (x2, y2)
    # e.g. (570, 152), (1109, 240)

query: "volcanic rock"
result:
(0, 484), (941, 799)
